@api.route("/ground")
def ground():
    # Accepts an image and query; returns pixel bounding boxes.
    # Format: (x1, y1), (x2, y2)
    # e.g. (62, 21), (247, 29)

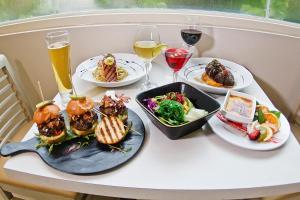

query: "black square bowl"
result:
(136, 82), (221, 140)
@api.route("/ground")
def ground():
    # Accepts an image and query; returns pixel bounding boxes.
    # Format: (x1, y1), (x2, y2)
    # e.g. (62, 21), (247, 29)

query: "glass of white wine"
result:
(45, 30), (72, 106)
(133, 25), (166, 90)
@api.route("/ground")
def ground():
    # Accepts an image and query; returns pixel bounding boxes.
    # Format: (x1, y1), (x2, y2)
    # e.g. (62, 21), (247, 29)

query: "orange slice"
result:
(264, 112), (281, 131)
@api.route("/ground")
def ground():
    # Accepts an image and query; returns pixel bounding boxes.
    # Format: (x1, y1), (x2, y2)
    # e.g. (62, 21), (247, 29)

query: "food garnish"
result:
(93, 53), (128, 82)
(196, 59), (235, 87)
(144, 92), (208, 126)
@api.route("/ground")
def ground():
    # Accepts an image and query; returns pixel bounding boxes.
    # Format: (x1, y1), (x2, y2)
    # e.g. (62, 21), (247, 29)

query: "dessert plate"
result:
(178, 57), (253, 94)
(208, 102), (290, 151)
(76, 53), (146, 87)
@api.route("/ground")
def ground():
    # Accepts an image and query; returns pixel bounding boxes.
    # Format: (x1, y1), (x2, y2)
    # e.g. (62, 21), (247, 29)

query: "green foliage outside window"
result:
(0, 0), (299, 24)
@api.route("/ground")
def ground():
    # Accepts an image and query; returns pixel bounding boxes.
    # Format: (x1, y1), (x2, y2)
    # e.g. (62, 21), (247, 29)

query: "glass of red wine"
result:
(164, 46), (192, 82)
(181, 23), (202, 47)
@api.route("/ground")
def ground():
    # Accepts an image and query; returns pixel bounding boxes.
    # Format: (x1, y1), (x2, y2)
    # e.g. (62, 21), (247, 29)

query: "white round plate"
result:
(76, 53), (146, 87)
(179, 57), (253, 94)
(208, 102), (290, 151)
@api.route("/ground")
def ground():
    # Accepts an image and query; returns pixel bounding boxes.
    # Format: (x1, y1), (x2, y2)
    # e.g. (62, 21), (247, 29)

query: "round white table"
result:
(4, 61), (300, 200)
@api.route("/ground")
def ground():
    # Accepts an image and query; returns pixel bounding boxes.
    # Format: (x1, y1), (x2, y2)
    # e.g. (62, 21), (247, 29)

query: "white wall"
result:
(0, 11), (299, 119)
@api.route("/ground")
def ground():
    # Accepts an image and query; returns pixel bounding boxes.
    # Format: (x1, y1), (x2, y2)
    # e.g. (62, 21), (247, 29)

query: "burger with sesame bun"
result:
(33, 101), (66, 145)
(66, 96), (98, 136)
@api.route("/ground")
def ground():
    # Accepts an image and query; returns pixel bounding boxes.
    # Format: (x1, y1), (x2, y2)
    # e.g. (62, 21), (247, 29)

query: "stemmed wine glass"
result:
(133, 25), (165, 90)
(164, 45), (193, 82)
(181, 19), (202, 48)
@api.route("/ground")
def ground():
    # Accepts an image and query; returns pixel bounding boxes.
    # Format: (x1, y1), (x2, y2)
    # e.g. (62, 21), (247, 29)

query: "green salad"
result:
(144, 92), (208, 126)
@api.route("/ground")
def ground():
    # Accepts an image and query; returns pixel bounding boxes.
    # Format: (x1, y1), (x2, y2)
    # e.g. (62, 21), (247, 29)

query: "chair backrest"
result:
(0, 55), (30, 148)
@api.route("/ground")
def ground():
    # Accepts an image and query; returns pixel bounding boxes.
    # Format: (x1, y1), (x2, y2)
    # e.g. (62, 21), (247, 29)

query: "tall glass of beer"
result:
(46, 30), (72, 105)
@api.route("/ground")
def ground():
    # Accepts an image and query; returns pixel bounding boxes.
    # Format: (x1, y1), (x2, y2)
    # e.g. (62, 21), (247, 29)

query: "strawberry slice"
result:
(248, 130), (260, 141)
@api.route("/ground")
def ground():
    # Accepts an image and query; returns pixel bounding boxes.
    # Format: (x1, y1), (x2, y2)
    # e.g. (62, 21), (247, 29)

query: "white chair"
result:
(0, 54), (82, 200)
(0, 55), (31, 149)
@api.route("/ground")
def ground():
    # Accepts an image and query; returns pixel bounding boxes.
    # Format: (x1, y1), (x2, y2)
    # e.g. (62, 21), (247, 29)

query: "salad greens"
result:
(144, 92), (208, 126)
(156, 100), (185, 125)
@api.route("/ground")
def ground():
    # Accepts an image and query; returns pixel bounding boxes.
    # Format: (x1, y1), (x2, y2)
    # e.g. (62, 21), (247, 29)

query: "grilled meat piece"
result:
(70, 110), (98, 131)
(206, 59), (225, 77)
(99, 54), (117, 82)
(99, 95), (127, 120)
(37, 115), (65, 137)
(223, 70), (235, 86)
(96, 116), (126, 144)
(205, 59), (235, 87)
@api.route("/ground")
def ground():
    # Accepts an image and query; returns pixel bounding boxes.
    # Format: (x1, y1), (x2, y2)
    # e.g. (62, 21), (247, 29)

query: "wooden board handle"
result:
(0, 138), (38, 157)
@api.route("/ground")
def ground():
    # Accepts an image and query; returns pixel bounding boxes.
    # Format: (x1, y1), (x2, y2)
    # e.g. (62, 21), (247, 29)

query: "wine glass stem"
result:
(145, 61), (151, 85)
(173, 71), (178, 82)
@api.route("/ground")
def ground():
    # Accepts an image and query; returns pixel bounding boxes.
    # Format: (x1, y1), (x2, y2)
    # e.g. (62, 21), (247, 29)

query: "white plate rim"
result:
(179, 57), (254, 94)
(76, 53), (146, 87)
(208, 101), (291, 151)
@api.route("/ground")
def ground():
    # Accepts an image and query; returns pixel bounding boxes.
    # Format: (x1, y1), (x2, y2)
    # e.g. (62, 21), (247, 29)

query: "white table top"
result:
(4, 61), (300, 200)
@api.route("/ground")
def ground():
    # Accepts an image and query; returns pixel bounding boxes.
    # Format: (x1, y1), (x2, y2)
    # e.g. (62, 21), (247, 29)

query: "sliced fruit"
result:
(104, 56), (115, 65)
(256, 105), (269, 113)
(257, 131), (267, 142)
(36, 100), (55, 109)
(70, 95), (86, 100)
(262, 122), (279, 134)
(264, 112), (281, 129)
(95, 116), (127, 145)
(248, 130), (260, 141)
(183, 97), (193, 114)
(259, 124), (273, 142)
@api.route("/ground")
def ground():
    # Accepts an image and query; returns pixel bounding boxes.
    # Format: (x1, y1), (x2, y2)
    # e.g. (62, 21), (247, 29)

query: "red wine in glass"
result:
(181, 29), (202, 46)
(165, 48), (192, 82)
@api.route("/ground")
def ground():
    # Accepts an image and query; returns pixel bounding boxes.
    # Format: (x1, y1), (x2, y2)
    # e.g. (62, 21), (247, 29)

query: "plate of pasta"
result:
(76, 53), (147, 87)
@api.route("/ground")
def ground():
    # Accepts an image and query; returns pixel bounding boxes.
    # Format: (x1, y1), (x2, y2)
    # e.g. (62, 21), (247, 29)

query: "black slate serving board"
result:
(0, 109), (145, 175)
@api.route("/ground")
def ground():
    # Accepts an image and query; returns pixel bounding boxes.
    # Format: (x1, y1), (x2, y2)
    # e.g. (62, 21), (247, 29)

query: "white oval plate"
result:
(76, 53), (146, 87)
(179, 57), (253, 94)
(208, 102), (290, 151)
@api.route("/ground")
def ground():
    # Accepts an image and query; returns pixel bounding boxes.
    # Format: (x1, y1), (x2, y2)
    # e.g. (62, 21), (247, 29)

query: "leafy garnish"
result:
(35, 129), (95, 154)
(108, 144), (132, 153)
(270, 110), (281, 118)
(257, 110), (266, 124)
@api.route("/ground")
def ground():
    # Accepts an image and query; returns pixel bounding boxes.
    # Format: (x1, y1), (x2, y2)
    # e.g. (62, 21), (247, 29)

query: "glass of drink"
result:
(181, 22), (202, 47)
(133, 25), (166, 90)
(164, 46), (192, 82)
(46, 30), (72, 105)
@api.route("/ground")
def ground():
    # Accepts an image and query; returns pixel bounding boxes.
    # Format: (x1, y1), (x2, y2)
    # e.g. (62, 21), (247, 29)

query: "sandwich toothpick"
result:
(37, 81), (45, 102)
(70, 74), (77, 96)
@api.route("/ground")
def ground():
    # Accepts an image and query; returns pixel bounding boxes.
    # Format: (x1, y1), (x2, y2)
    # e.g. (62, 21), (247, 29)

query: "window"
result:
(270, 0), (300, 23)
(0, 0), (299, 24)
